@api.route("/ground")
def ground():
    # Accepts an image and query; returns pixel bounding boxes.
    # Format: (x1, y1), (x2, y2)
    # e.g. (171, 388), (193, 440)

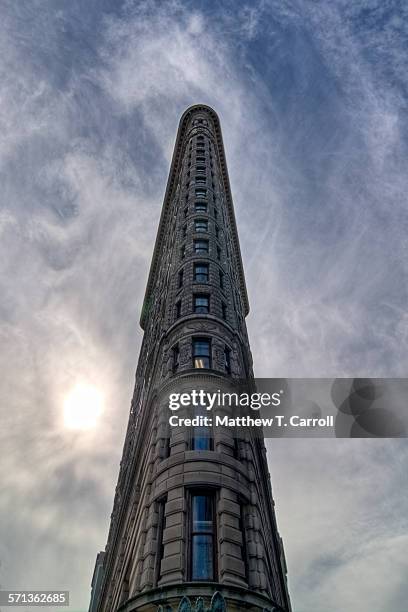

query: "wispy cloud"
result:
(0, 1), (407, 610)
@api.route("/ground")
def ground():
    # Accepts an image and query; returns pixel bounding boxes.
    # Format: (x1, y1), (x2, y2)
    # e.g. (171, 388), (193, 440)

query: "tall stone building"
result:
(92, 105), (291, 612)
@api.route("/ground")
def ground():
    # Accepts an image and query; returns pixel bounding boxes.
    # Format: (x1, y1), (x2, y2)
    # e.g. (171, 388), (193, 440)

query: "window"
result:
(197, 135), (204, 141)
(180, 244), (186, 259)
(193, 338), (211, 369)
(172, 344), (180, 372)
(215, 225), (219, 239)
(224, 347), (231, 375)
(195, 219), (208, 233)
(196, 156), (206, 163)
(191, 494), (215, 581)
(195, 201), (207, 213)
(195, 176), (206, 185)
(184, 206), (188, 218)
(194, 240), (209, 254)
(195, 188), (207, 199)
(219, 270), (224, 289)
(182, 224), (187, 238)
(194, 294), (209, 314)
(178, 269), (184, 289)
(192, 428), (213, 450)
(175, 300), (182, 319)
(217, 246), (221, 260)
(222, 302), (227, 321)
(194, 263), (209, 283)
(155, 497), (167, 584)
(214, 207), (218, 219)
(196, 165), (206, 175)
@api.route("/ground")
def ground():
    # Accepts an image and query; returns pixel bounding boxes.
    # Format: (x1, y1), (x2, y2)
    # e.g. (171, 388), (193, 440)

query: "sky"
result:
(0, 1), (407, 611)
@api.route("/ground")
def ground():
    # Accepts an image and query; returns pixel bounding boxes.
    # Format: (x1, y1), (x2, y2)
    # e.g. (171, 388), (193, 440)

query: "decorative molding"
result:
(140, 104), (249, 330)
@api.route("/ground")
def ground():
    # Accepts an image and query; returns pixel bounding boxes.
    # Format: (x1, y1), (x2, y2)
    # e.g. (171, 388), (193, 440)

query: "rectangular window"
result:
(155, 497), (167, 584)
(182, 224), (187, 238)
(222, 302), (227, 321)
(194, 240), (209, 254)
(194, 294), (209, 314)
(191, 494), (215, 581)
(224, 346), (231, 375)
(195, 219), (208, 233)
(196, 165), (206, 175)
(192, 430), (213, 450)
(172, 344), (180, 372)
(178, 269), (184, 289)
(175, 300), (181, 319)
(214, 207), (218, 219)
(195, 201), (207, 213)
(180, 244), (186, 259)
(193, 338), (211, 369)
(215, 225), (219, 239)
(195, 176), (206, 185)
(195, 188), (207, 199)
(184, 206), (188, 218)
(196, 156), (206, 163)
(217, 246), (221, 260)
(194, 263), (209, 283)
(219, 270), (224, 289)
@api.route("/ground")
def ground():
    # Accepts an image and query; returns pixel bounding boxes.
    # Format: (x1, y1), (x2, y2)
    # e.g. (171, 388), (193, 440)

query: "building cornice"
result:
(140, 104), (250, 329)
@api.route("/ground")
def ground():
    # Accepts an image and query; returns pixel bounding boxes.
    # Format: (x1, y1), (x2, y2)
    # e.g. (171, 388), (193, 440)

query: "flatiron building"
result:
(92, 105), (291, 612)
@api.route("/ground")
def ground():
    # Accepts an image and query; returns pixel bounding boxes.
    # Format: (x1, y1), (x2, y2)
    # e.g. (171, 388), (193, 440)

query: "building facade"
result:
(92, 105), (291, 612)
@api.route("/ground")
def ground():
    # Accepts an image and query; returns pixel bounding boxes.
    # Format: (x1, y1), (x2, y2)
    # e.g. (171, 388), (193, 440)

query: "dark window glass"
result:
(183, 224), (187, 238)
(197, 135), (204, 141)
(195, 201), (207, 213)
(191, 494), (215, 580)
(215, 225), (219, 239)
(172, 344), (180, 372)
(175, 301), (181, 319)
(196, 165), (206, 174)
(194, 263), (209, 283)
(195, 188), (207, 198)
(184, 206), (188, 218)
(196, 156), (206, 163)
(192, 427), (213, 450)
(224, 347), (231, 375)
(156, 498), (167, 583)
(194, 240), (208, 254)
(214, 207), (218, 219)
(219, 270), (224, 289)
(178, 269), (184, 289)
(194, 294), (209, 314)
(181, 244), (186, 259)
(222, 302), (227, 321)
(195, 219), (208, 233)
(217, 246), (221, 260)
(193, 338), (211, 369)
(195, 176), (206, 185)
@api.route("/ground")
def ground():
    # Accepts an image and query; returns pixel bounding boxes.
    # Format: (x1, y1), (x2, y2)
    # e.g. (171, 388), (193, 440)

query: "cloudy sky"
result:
(0, 1), (407, 611)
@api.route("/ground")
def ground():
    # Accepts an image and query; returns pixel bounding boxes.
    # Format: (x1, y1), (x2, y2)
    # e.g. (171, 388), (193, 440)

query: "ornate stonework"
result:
(91, 106), (291, 612)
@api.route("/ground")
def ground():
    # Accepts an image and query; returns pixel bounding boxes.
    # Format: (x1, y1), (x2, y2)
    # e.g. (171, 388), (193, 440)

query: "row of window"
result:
(172, 338), (231, 373)
(180, 240), (221, 260)
(181, 219), (220, 238)
(184, 201), (219, 219)
(175, 294), (227, 320)
(178, 264), (224, 288)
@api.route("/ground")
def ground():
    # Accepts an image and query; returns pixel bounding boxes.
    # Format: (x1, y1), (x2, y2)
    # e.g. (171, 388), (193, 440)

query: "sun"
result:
(63, 383), (104, 430)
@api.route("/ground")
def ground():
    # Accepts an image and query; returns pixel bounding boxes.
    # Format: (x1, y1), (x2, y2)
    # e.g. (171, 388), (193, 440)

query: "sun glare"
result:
(63, 383), (104, 430)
